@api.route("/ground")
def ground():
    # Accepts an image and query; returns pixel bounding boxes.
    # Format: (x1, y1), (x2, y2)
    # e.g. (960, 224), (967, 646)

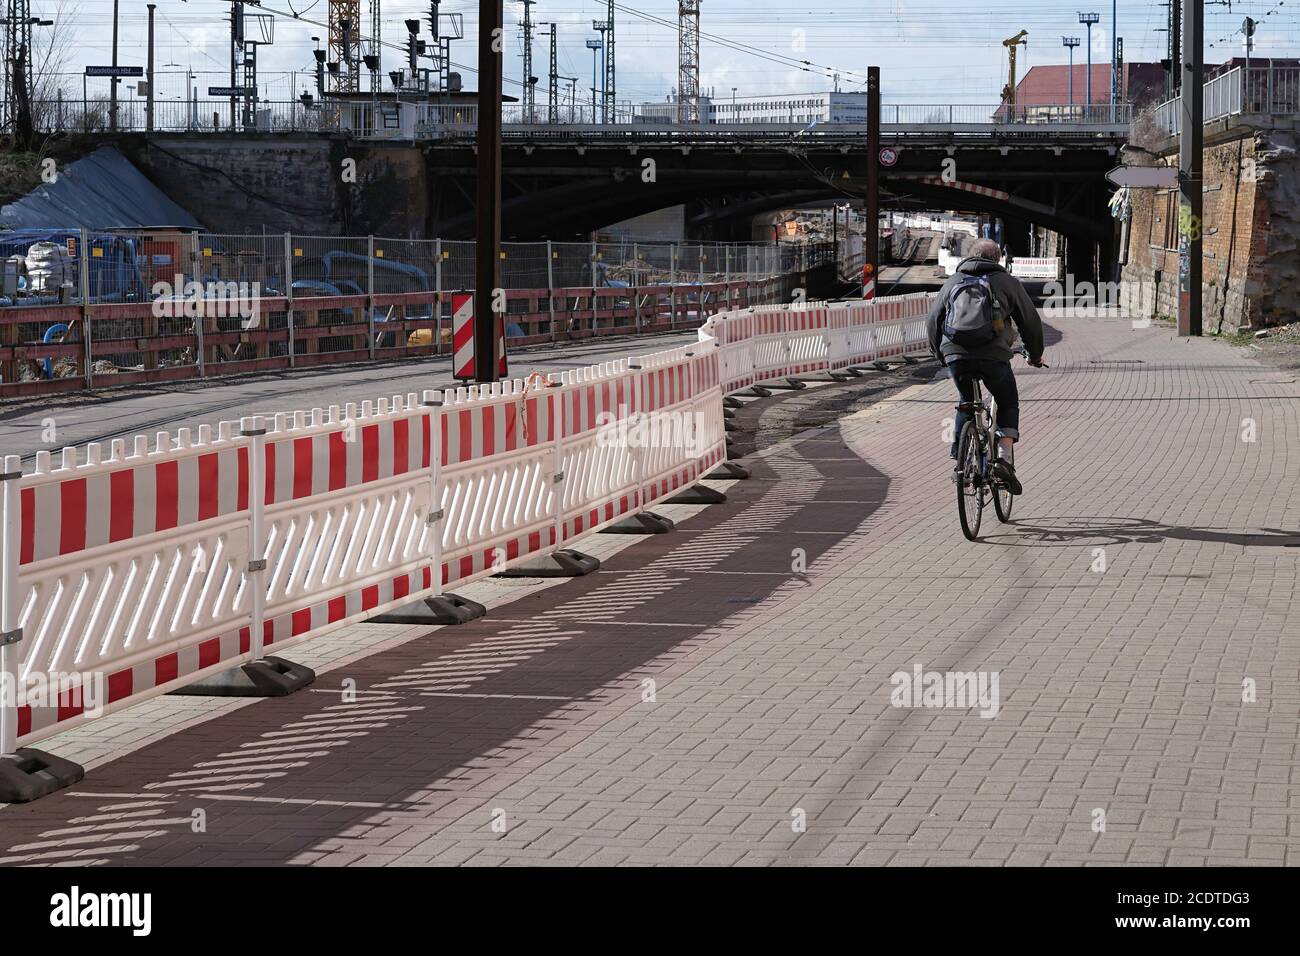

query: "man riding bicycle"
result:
(925, 238), (1045, 495)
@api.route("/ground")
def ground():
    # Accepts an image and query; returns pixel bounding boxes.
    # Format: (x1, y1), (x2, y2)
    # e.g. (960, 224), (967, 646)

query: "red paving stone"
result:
(1, 313), (1298, 866)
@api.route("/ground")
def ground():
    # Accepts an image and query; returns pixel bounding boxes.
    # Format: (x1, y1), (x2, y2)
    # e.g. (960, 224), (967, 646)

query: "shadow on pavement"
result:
(0, 405), (890, 866)
(987, 515), (1300, 548)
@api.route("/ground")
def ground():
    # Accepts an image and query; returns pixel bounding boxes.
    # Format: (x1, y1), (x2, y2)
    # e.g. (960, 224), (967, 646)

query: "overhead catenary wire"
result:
(235, 0), (872, 101)
(609, 1), (869, 87)
(1208, 0), (1287, 47)
(66, 1), (1300, 103)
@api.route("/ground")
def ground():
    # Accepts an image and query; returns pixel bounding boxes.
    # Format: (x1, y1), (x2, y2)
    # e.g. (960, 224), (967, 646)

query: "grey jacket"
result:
(925, 257), (1044, 365)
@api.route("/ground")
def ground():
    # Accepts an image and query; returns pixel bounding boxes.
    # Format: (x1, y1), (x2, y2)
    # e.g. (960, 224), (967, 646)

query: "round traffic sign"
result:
(879, 147), (898, 167)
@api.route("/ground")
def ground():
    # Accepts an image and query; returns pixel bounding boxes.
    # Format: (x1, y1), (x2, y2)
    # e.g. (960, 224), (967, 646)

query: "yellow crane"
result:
(1001, 30), (1029, 108)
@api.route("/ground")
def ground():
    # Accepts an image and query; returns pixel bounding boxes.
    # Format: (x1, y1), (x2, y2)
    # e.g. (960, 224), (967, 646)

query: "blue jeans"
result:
(948, 358), (1020, 458)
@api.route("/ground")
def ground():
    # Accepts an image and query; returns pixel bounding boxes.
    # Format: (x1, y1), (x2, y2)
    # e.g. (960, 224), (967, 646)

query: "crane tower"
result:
(677, 1), (700, 123)
(329, 0), (362, 92)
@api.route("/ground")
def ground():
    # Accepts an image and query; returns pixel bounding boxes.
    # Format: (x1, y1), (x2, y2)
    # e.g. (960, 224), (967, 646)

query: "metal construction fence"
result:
(0, 229), (832, 397)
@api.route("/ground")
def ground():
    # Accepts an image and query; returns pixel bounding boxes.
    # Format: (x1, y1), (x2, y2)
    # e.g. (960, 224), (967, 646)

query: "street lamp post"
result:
(1079, 11), (1099, 118)
(592, 20), (608, 122)
(1063, 36), (1081, 115)
(584, 38), (601, 123)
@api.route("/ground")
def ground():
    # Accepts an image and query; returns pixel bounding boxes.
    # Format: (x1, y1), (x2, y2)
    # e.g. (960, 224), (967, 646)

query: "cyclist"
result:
(925, 238), (1045, 495)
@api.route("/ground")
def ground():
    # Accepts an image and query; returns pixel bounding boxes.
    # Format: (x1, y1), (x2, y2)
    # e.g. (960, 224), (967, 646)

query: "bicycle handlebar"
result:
(1014, 347), (1049, 369)
(935, 348), (1045, 369)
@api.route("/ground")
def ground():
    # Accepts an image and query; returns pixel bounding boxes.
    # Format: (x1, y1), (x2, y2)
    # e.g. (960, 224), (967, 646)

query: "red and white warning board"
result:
(451, 292), (508, 381)
(862, 261), (876, 300)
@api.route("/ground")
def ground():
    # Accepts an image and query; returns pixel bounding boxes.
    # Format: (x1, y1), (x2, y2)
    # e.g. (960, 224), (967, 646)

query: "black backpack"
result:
(942, 273), (1004, 348)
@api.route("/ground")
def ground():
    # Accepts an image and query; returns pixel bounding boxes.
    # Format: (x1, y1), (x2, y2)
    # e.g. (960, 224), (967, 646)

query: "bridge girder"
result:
(425, 138), (1118, 253)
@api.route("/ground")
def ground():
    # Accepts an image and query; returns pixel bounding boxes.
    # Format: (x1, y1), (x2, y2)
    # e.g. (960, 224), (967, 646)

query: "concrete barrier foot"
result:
(600, 511), (675, 535)
(749, 384), (772, 398)
(707, 461), (751, 480)
(0, 749), (84, 804)
(666, 484), (727, 505)
(495, 548), (600, 578)
(170, 656), (316, 698)
(763, 378), (807, 391)
(368, 593), (488, 625)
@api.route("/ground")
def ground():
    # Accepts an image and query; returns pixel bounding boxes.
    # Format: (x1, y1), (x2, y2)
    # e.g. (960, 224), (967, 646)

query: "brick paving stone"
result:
(1, 314), (1298, 867)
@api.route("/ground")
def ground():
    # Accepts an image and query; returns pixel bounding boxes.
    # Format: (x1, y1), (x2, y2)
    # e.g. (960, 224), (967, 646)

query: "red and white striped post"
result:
(452, 293), (475, 380)
(452, 292), (507, 381)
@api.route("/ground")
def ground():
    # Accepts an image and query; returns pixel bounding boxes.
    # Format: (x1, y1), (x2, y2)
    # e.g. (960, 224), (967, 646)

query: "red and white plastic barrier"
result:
(0, 339), (725, 752)
(1008, 257), (1063, 281)
(699, 292), (935, 396)
(0, 291), (926, 759)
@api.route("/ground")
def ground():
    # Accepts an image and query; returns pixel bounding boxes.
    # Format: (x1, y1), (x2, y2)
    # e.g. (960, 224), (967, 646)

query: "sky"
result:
(46, 0), (1300, 106)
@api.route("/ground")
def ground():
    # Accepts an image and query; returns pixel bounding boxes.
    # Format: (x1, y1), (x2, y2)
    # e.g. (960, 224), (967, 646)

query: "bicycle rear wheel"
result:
(956, 421), (983, 540)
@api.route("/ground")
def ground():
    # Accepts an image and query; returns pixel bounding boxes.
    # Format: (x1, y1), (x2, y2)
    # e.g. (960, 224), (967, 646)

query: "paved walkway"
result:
(2, 312), (1298, 866)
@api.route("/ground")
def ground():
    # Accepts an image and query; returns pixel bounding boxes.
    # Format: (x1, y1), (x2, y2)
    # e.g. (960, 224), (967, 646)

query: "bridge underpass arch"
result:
(889, 180), (1115, 281)
(426, 136), (1121, 280)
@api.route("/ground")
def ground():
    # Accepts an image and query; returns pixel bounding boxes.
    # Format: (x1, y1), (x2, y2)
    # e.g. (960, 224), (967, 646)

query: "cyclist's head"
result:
(970, 239), (1002, 262)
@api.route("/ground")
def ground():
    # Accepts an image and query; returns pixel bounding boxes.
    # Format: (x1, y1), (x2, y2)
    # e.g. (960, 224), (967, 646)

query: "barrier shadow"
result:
(0, 414), (889, 866)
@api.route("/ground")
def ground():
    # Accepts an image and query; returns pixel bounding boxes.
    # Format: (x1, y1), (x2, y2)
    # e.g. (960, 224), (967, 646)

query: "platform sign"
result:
(85, 65), (143, 77)
(208, 87), (254, 97)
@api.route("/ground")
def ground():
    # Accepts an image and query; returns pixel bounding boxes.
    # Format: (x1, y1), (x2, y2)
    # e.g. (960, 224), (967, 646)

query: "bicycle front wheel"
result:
(994, 477), (1014, 522)
(956, 421), (983, 540)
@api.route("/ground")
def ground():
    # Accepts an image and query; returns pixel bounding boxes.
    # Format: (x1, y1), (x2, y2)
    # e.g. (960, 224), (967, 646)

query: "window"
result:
(1161, 191), (1179, 250)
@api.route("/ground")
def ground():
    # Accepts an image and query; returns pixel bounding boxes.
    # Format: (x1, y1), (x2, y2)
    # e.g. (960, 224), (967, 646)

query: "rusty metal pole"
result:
(475, 0), (504, 381)
(1177, 0), (1202, 336)
(109, 0), (121, 131)
(863, 66), (880, 299)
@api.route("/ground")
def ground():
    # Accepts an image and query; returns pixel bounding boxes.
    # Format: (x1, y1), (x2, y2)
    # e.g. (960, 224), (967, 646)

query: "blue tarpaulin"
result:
(0, 146), (202, 231)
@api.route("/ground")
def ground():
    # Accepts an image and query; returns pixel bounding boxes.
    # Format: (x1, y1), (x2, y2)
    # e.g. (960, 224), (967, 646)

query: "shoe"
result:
(991, 459), (1022, 495)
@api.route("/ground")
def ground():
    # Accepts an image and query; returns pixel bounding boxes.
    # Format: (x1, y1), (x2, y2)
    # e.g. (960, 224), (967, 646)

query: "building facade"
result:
(707, 91), (867, 124)
(637, 91), (866, 125)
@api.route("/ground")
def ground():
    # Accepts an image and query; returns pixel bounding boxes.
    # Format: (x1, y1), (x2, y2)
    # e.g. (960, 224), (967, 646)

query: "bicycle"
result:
(953, 350), (1046, 541)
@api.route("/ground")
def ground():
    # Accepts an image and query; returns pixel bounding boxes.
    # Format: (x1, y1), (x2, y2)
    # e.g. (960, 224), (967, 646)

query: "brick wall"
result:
(1119, 124), (1298, 332)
